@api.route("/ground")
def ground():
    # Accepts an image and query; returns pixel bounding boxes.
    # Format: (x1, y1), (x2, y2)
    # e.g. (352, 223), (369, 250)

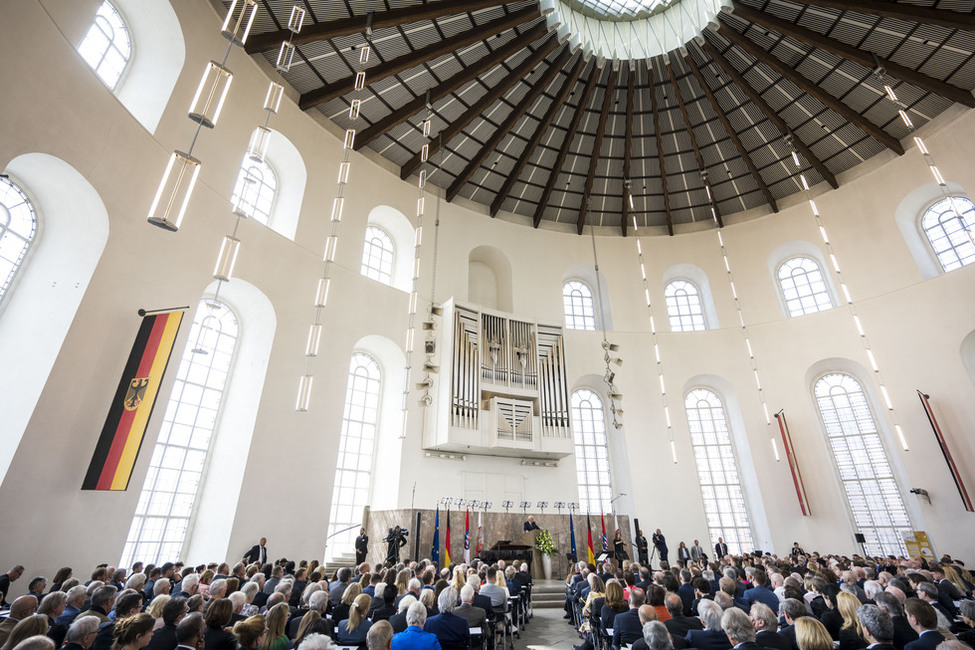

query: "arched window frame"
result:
(77, 1), (132, 91)
(232, 156), (278, 227)
(919, 196), (975, 273)
(120, 299), (240, 567)
(570, 388), (613, 514)
(0, 176), (38, 309)
(361, 225), (395, 286)
(776, 256), (834, 317)
(683, 386), (754, 555)
(811, 371), (912, 556)
(325, 352), (383, 561)
(664, 279), (707, 332)
(563, 280), (597, 331)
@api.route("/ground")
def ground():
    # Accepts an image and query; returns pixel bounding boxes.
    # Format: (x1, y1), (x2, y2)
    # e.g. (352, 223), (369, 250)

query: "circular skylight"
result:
(568, 0), (671, 21)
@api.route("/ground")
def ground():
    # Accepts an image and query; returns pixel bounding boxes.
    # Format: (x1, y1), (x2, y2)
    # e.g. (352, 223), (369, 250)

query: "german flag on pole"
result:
(83, 311), (183, 491)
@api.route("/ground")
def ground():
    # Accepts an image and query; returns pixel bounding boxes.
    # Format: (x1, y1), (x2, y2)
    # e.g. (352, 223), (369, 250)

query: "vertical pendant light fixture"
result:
(148, 1), (257, 231)
(296, 16), (373, 411)
(415, 145), (445, 413)
(588, 211), (623, 431)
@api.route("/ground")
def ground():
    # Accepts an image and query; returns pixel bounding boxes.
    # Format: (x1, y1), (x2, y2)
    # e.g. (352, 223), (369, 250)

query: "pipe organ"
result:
(426, 299), (573, 460)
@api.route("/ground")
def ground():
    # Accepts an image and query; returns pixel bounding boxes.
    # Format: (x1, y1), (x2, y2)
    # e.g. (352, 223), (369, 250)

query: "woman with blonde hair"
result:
(394, 570), (410, 596)
(1, 615), (49, 650)
(450, 567), (466, 592)
(259, 603), (289, 650)
(333, 582), (362, 623)
(337, 594), (373, 645)
(836, 592), (867, 650)
(232, 615), (266, 650)
(145, 595), (171, 630)
(796, 617), (835, 650)
(112, 613), (155, 650)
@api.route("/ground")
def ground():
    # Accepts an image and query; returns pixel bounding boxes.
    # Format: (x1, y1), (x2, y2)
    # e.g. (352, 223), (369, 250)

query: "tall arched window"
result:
(664, 280), (706, 331)
(361, 226), (394, 285)
(921, 196), (975, 272)
(232, 157), (277, 227)
(571, 389), (612, 514)
(563, 281), (596, 331)
(120, 300), (238, 567)
(684, 388), (754, 554)
(777, 257), (833, 317)
(326, 353), (382, 561)
(0, 177), (37, 305)
(78, 1), (131, 90)
(814, 373), (911, 556)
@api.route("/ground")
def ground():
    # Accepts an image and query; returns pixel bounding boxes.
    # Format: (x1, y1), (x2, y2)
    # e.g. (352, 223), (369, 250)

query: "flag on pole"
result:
(464, 509), (471, 564)
(431, 505), (440, 564)
(444, 504), (452, 566)
(601, 513), (608, 552)
(476, 510), (483, 556)
(586, 514), (595, 565)
(569, 514), (577, 560)
(615, 513), (620, 535)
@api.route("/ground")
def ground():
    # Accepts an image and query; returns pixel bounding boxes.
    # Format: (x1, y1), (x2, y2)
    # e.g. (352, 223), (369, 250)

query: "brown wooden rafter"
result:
(700, 40), (839, 189)
(666, 61), (724, 228)
(683, 51), (778, 213)
(400, 34), (558, 180)
(577, 67), (618, 235)
(244, 0), (514, 54)
(716, 23), (905, 155)
(531, 63), (602, 228)
(801, 0), (975, 32)
(731, 3), (975, 109)
(649, 64), (674, 236)
(299, 6), (540, 111)
(354, 22), (549, 151)
(489, 55), (587, 217)
(621, 68), (634, 237)
(448, 46), (575, 203)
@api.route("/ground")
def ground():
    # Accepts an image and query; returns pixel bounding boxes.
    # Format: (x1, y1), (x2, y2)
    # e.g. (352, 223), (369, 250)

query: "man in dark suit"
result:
(714, 538), (729, 559)
(612, 588), (647, 650)
(722, 608), (763, 650)
(524, 516), (541, 532)
(665, 594), (703, 639)
(749, 603), (790, 650)
(242, 538), (268, 565)
(652, 530), (669, 565)
(873, 592), (918, 650)
(146, 597), (188, 650)
(857, 604), (896, 650)
(742, 571), (779, 615)
(915, 582), (956, 621)
(174, 613), (205, 650)
(777, 599), (807, 650)
(355, 529), (369, 565)
(903, 599), (944, 650)
(630, 609), (665, 650)
(678, 571), (696, 617)
(425, 588), (471, 650)
(635, 530), (650, 566)
(455, 585), (487, 628)
(686, 600), (733, 650)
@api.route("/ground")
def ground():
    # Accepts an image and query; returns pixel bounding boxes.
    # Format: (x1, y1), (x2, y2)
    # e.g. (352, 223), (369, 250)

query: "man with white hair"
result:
(57, 587), (89, 626)
(176, 575), (199, 600)
(424, 588), (469, 649)
(297, 634), (334, 650)
(11, 637), (55, 650)
(388, 596), (416, 635)
(722, 608), (759, 649)
(391, 601), (438, 650)
(367, 621), (393, 650)
(153, 579), (171, 598)
(640, 621), (675, 650)
(454, 585), (487, 629)
(686, 599), (733, 650)
(64, 615), (100, 650)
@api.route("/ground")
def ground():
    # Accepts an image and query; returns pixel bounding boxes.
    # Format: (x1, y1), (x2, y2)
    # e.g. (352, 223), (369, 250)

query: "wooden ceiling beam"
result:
(489, 55), (587, 217)
(649, 64), (674, 236)
(667, 61), (724, 228)
(354, 22), (549, 151)
(577, 67), (618, 235)
(400, 35), (558, 180)
(245, 0), (516, 53)
(447, 46), (574, 203)
(731, 3), (975, 108)
(684, 51), (779, 213)
(701, 40), (839, 189)
(531, 63), (602, 229)
(717, 23), (905, 155)
(621, 68), (634, 237)
(801, 0), (975, 32)
(299, 6), (540, 111)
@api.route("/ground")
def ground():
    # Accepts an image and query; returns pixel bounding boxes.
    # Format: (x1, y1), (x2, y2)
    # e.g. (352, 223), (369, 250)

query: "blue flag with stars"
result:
(431, 505), (440, 564)
(569, 513), (577, 560)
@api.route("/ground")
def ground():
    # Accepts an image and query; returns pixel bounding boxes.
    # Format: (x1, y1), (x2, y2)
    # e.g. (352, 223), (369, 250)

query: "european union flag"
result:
(431, 505), (440, 564)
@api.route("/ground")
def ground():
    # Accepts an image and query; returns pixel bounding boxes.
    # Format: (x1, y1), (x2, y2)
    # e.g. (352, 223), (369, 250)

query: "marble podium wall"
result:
(362, 508), (632, 578)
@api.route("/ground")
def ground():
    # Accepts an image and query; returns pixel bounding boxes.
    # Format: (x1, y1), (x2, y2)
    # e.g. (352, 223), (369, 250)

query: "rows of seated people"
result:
(564, 552), (975, 650)
(0, 557), (535, 650)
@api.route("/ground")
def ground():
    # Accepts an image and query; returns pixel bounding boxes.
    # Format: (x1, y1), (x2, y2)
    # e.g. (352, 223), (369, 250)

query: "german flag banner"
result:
(83, 311), (184, 491)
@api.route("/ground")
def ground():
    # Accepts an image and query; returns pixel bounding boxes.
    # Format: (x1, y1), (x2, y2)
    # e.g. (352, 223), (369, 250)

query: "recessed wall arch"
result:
(250, 128), (306, 241)
(365, 205), (414, 292)
(894, 181), (969, 280)
(469, 245), (513, 312)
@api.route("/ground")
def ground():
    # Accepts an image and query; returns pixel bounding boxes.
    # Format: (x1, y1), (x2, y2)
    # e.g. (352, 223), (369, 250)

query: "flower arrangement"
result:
(534, 529), (558, 556)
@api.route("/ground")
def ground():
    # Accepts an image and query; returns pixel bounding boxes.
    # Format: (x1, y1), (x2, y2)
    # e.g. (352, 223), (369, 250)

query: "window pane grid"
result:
(814, 373), (911, 557)
(326, 353), (381, 561)
(563, 281), (596, 331)
(232, 158), (277, 225)
(0, 178), (37, 305)
(120, 301), (238, 568)
(684, 388), (754, 555)
(664, 280), (706, 331)
(778, 257), (833, 317)
(921, 196), (975, 272)
(571, 389), (612, 514)
(77, 2), (131, 90)
(361, 226), (394, 285)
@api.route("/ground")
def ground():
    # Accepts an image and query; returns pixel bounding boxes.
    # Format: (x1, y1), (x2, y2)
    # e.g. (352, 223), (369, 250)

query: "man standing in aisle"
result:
(652, 530), (669, 566)
(691, 540), (705, 563)
(243, 538), (268, 565)
(635, 530), (649, 566)
(355, 529), (369, 566)
(714, 538), (729, 559)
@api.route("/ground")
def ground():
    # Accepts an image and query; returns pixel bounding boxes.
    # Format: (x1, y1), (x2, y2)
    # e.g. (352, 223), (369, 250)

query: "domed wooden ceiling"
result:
(239, 0), (975, 235)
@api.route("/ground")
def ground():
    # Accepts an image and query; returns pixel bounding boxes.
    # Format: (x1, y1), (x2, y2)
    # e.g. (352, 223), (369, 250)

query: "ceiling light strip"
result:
(296, 33), (371, 411)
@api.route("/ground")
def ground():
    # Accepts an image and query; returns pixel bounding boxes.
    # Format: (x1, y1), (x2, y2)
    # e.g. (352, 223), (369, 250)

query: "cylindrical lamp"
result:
(276, 42), (296, 73)
(147, 150), (202, 231)
(220, 0), (258, 46)
(247, 126), (272, 162)
(296, 375), (314, 412)
(305, 323), (323, 357)
(188, 61), (234, 129)
(314, 278), (330, 308)
(213, 236), (241, 281)
(264, 82), (283, 114)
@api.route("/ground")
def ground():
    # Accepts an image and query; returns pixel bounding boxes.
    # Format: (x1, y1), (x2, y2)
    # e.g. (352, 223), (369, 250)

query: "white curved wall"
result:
(2, 0), (975, 586)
